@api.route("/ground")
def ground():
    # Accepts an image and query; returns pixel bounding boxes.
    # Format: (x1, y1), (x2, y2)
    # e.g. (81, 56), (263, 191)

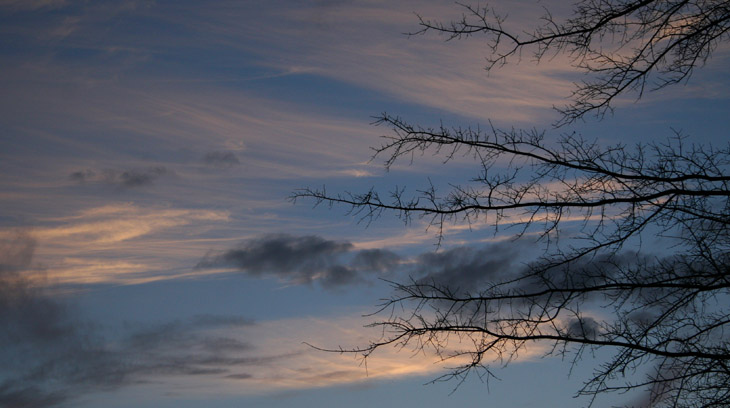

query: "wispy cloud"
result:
(0, 204), (230, 286)
(338, 168), (376, 178)
(211, 314), (549, 393)
(35, 203), (228, 245)
(200, 0), (578, 123)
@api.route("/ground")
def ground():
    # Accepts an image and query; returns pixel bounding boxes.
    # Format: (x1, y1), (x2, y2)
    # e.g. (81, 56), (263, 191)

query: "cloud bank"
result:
(198, 233), (534, 291)
(1, 232), (554, 406)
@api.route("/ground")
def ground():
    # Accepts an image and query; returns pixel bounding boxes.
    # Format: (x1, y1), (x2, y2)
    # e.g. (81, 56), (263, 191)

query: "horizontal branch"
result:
(377, 115), (730, 184)
(295, 187), (730, 215)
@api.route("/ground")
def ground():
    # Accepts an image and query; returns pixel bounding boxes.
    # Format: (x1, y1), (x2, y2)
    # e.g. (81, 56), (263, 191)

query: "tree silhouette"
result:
(295, 1), (730, 406)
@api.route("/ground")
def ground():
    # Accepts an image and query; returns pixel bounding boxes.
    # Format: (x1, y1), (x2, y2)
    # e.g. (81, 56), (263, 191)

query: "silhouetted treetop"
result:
(414, 0), (730, 125)
(295, 1), (730, 407)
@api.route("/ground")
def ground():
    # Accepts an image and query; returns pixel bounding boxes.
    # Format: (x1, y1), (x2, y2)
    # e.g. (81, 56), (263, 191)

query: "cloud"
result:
(207, 0), (578, 124)
(351, 248), (401, 273)
(44, 203), (229, 236)
(412, 241), (528, 290)
(0, 232), (550, 405)
(2, 312), (270, 407)
(68, 168), (95, 183)
(112, 166), (169, 187)
(218, 314), (549, 393)
(0, 201), (308, 294)
(197, 234), (538, 291)
(69, 166), (170, 188)
(197, 233), (640, 298)
(124, 318), (255, 352)
(565, 316), (601, 340)
(0, 232), (72, 348)
(203, 151), (241, 168)
(0, 232), (96, 407)
(0, 233), (265, 407)
(117, 317), (264, 379)
(197, 234), (401, 288)
(199, 234), (353, 278)
(0, 384), (68, 408)
(9, 203), (230, 285)
(339, 169), (375, 178)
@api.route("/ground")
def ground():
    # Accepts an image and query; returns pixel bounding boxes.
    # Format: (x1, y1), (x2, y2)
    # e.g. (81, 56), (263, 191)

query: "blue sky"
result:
(1, 1), (729, 407)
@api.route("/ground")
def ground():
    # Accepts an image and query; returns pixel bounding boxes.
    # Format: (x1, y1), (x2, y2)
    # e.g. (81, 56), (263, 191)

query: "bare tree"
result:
(415, 0), (730, 126)
(295, 1), (730, 407)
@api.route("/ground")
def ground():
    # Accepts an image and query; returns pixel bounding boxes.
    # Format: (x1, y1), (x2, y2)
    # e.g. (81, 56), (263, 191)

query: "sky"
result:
(1, 1), (729, 407)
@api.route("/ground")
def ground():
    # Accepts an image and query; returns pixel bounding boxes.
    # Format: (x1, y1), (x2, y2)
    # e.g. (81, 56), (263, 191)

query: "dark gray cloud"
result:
(413, 241), (526, 291)
(197, 234), (401, 288)
(409, 241), (647, 299)
(69, 166), (170, 188)
(0, 383), (68, 408)
(351, 249), (401, 273)
(319, 265), (360, 289)
(565, 316), (601, 340)
(68, 169), (95, 183)
(0, 233), (266, 408)
(198, 234), (353, 284)
(512, 250), (650, 298)
(198, 234), (638, 297)
(0, 232), (89, 407)
(105, 166), (169, 188)
(196, 234), (538, 291)
(0, 232), (76, 359)
(203, 151), (240, 168)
